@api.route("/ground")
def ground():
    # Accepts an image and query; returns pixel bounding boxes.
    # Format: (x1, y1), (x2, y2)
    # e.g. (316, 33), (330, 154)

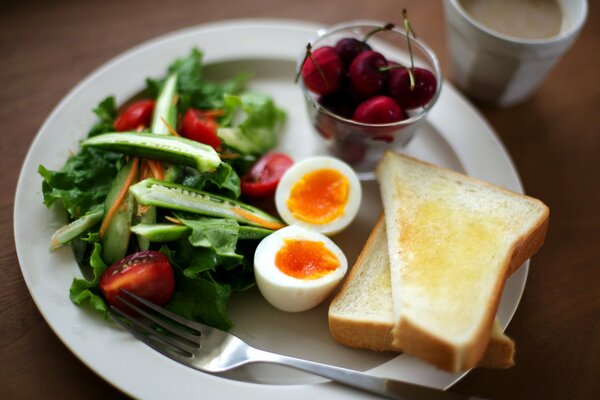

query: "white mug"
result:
(443, 0), (588, 106)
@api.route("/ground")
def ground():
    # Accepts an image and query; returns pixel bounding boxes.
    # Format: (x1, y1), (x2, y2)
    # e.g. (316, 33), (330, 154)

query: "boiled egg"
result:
(254, 225), (348, 312)
(275, 156), (361, 236)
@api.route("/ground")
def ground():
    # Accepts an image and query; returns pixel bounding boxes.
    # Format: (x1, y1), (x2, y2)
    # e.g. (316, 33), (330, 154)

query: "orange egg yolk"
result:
(286, 168), (349, 224)
(275, 239), (340, 279)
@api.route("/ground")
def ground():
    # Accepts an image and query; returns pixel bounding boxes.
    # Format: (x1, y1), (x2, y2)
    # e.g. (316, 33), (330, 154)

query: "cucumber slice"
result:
(82, 133), (221, 173)
(102, 159), (137, 264)
(49, 210), (103, 250)
(150, 74), (178, 135)
(138, 74), (180, 250)
(129, 178), (284, 229)
(130, 223), (273, 243)
(131, 223), (190, 242)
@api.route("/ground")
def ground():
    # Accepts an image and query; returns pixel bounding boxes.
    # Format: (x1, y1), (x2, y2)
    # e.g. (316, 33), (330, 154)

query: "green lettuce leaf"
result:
(146, 48), (247, 113)
(218, 93), (286, 155)
(166, 268), (233, 331)
(69, 242), (108, 314)
(39, 147), (121, 218)
(178, 163), (241, 199)
(176, 215), (241, 258)
(87, 96), (117, 137)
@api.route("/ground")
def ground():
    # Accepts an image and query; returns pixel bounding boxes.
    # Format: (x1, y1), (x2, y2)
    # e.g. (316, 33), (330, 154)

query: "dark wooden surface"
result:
(2, 1), (598, 399)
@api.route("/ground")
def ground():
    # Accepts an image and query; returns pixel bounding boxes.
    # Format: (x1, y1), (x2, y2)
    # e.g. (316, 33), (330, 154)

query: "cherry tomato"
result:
(241, 153), (294, 198)
(114, 100), (155, 131)
(181, 108), (222, 151)
(99, 250), (174, 312)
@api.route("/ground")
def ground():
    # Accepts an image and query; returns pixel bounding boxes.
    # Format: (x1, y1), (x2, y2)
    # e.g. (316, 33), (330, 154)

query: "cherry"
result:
(388, 67), (437, 109)
(335, 38), (371, 66)
(349, 51), (388, 99)
(300, 46), (344, 96)
(353, 96), (404, 124)
(318, 89), (358, 119)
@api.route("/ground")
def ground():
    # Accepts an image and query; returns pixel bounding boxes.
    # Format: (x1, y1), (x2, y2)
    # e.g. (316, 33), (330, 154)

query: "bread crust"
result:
(375, 152), (549, 372)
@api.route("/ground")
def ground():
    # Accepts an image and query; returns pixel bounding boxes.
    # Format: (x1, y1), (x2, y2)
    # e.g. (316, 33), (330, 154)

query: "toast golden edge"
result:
(375, 152), (549, 372)
(328, 216), (517, 368)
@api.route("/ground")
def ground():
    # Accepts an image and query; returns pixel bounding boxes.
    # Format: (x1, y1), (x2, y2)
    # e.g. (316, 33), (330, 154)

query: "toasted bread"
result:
(375, 152), (548, 372)
(328, 216), (515, 368)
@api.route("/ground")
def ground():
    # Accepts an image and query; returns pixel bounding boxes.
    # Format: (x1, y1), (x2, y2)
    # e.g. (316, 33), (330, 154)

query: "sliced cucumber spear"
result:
(129, 178), (284, 229)
(150, 73), (178, 135)
(138, 73), (179, 250)
(102, 159), (137, 264)
(49, 210), (103, 250)
(82, 133), (221, 173)
(131, 222), (273, 243)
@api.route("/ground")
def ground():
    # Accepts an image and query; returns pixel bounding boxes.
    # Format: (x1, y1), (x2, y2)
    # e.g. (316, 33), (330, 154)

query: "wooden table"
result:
(2, 1), (598, 399)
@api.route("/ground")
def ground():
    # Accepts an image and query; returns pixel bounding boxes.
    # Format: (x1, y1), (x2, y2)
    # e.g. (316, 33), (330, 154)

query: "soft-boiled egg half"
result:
(275, 156), (361, 236)
(254, 225), (348, 312)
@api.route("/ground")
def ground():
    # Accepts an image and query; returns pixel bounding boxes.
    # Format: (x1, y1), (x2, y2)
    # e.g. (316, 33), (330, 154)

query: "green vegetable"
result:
(101, 159), (137, 264)
(39, 147), (121, 218)
(150, 73), (178, 134)
(50, 209), (103, 250)
(138, 73), (180, 250)
(129, 178), (284, 228)
(87, 96), (118, 137)
(82, 132), (221, 173)
(146, 48), (247, 113)
(218, 93), (286, 154)
(131, 222), (272, 243)
(176, 215), (241, 258)
(69, 242), (108, 314)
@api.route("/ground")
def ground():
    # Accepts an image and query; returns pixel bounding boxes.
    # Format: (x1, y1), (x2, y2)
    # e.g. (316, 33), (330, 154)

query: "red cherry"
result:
(353, 96), (404, 124)
(348, 51), (388, 99)
(334, 38), (371, 66)
(388, 67), (437, 109)
(301, 46), (344, 95)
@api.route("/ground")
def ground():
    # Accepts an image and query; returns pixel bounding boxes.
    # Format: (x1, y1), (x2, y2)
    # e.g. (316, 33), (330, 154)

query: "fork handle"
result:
(249, 348), (483, 400)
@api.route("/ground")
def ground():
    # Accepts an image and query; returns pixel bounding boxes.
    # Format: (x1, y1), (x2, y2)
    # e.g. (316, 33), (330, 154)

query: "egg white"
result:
(253, 225), (348, 312)
(275, 156), (362, 236)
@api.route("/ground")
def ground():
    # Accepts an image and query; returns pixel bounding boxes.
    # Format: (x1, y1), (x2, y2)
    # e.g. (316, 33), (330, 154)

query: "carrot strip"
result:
(160, 116), (180, 137)
(165, 215), (183, 225)
(99, 158), (139, 238)
(218, 153), (240, 160)
(232, 207), (285, 230)
(147, 159), (165, 181)
(201, 109), (225, 118)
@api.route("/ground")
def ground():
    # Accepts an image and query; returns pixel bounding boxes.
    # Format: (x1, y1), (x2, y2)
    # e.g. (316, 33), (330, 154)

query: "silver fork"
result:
(110, 290), (483, 400)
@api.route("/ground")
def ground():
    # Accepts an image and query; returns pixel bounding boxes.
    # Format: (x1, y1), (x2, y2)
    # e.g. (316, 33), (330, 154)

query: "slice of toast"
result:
(328, 217), (515, 368)
(376, 152), (548, 372)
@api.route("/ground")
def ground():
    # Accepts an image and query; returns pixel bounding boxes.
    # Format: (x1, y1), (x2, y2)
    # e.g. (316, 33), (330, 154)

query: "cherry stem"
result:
(294, 43), (329, 90)
(403, 9), (416, 91)
(362, 22), (395, 44)
(378, 63), (408, 72)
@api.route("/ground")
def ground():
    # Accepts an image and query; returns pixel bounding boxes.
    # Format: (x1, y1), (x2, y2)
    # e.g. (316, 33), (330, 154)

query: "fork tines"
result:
(109, 289), (203, 358)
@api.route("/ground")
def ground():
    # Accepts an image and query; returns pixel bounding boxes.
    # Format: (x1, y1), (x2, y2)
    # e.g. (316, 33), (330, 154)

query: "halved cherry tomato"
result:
(241, 152), (294, 198)
(99, 250), (174, 312)
(181, 108), (222, 151)
(113, 100), (155, 131)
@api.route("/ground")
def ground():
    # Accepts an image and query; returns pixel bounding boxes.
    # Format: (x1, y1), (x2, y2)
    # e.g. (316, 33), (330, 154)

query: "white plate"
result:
(14, 19), (527, 399)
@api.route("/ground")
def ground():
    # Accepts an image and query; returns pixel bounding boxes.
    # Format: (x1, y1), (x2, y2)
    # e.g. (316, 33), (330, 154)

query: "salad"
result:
(39, 48), (287, 330)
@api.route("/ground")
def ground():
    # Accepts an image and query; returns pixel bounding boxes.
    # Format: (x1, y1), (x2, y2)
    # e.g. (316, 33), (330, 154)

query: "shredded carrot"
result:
(232, 207), (285, 230)
(160, 116), (180, 137)
(201, 109), (225, 118)
(147, 159), (165, 181)
(165, 215), (183, 225)
(99, 158), (140, 238)
(137, 204), (151, 216)
(218, 153), (240, 160)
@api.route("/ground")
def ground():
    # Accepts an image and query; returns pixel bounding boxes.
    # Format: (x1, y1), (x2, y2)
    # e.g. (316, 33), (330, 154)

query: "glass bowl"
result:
(296, 20), (442, 180)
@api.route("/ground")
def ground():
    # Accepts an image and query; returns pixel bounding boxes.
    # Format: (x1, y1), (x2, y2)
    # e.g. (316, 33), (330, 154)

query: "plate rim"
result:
(13, 18), (528, 399)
